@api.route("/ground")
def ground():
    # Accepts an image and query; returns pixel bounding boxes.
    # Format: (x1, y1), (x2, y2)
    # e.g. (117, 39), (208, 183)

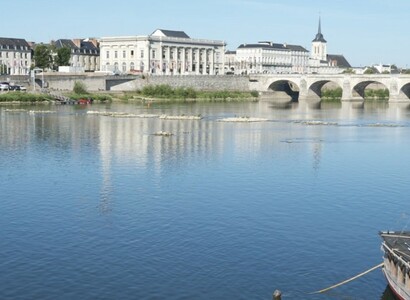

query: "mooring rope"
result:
(310, 262), (384, 294)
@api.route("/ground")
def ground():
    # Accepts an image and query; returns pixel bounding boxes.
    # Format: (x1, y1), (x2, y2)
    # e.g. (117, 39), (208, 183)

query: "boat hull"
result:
(380, 231), (410, 300)
(382, 267), (409, 300)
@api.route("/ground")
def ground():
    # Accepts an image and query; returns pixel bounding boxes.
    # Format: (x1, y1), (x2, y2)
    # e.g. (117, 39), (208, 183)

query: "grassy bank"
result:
(64, 92), (113, 102)
(120, 84), (259, 103)
(0, 92), (53, 103)
(321, 88), (390, 101)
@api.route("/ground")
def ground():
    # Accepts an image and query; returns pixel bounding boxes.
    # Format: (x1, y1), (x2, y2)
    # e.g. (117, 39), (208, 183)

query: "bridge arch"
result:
(352, 80), (389, 100)
(268, 80), (300, 101)
(399, 82), (410, 99)
(307, 80), (343, 101)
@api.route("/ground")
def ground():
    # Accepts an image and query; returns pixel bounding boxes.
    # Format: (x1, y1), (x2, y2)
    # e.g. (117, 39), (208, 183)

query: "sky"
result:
(5, 0), (410, 68)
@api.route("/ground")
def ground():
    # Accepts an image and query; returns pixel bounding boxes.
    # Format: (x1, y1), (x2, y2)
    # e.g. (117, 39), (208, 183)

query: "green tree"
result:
(364, 67), (378, 74)
(342, 68), (355, 74)
(34, 45), (52, 69)
(55, 47), (71, 67)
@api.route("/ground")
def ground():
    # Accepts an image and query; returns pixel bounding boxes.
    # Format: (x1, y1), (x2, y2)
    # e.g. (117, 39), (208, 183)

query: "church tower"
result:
(311, 17), (327, 61)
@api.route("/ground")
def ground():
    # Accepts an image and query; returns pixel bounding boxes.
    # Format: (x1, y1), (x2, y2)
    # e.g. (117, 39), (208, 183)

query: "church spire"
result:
(312, 17), (327, 43)
(318, 17), (322, 35)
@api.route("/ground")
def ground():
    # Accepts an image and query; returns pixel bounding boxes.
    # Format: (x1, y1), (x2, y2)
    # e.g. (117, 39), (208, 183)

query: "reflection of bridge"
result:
(249, 74), (410, 102)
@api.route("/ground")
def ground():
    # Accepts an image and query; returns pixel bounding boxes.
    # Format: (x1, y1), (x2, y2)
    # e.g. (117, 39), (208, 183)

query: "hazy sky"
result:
(6, 0), (410, 67)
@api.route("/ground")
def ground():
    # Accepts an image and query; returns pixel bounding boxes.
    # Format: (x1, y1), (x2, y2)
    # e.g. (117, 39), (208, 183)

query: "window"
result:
(123, 51), (126, 59)
(152, 50), (156, 59)
(106, 51), (109, 59)
(131, 50), (134, 57)
(140, 50), (144, 58)
(114, 51), (118, 59)
(130, 62), (135, 71)
(122, 62), (126, 72)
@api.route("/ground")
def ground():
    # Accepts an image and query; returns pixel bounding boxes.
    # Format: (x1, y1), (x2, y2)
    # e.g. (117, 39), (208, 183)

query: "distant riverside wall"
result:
(32, 74), (251, 92)
(115, 75), (250, 92)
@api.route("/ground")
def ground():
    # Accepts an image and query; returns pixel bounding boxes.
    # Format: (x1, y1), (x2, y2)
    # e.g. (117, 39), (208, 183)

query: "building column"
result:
(189, 48), (193, 73)
(159, 46), (163, 75)
(181, 47), (186, 75)
(195, 48), (200, 75)
(209, 49), (215, 75)
(166, 46), (171, 75)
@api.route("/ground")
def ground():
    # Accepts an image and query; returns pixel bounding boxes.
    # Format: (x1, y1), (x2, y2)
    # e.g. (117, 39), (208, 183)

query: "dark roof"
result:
(80, 41), (99, 51)
(238, 42), (308, 52)
(0, 37), (30, 49)
(225, 50), (236, 54)
(312, 18), (327, 43)
(54, 39), (99, 55)
(55, 39), (77, 49)
(327, 54), (351, 68)
(152, 29), (190, 39)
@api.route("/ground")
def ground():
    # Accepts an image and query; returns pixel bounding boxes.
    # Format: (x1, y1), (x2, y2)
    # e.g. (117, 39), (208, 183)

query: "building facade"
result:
(0, 38), (31, 75)
(232, 42), (310, 75)
(54, 39), (100, 72)
(99, 29), (226, 75)
(309, 18), (351, 73)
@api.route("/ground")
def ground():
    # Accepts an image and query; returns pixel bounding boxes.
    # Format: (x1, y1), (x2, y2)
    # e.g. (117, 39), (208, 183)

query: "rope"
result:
(310, 262), (384, 294)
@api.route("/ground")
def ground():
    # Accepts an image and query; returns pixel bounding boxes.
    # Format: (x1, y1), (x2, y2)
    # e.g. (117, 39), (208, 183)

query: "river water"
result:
(1, 100), (410, 300)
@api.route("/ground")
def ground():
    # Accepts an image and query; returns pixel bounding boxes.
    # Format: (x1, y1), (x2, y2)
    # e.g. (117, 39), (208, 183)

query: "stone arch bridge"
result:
(249, 74), (410, 102)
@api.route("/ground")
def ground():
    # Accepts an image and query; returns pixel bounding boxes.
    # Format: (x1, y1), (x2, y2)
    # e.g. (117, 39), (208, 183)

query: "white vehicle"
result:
(0, 82), (10, 91)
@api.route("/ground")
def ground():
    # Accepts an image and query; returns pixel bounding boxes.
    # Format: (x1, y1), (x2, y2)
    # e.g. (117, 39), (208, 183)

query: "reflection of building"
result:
(99, 29), (225, 75)
(0, 37), (31, 75)
(53, 39), (100, 72)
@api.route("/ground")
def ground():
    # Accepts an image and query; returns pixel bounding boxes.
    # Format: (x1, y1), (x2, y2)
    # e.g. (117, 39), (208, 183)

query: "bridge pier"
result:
(388, 94), (410, 103)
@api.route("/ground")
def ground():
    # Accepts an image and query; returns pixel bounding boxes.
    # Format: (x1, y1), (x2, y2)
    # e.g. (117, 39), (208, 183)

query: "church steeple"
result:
(312, 17), (327, 43)
(311, 16), (327, 61)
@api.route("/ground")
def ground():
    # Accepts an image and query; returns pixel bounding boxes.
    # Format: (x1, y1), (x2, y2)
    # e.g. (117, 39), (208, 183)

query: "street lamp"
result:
(32, 67), (44, 91)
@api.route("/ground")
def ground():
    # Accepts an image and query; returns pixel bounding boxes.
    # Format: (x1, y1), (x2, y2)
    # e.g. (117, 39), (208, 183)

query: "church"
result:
(225, 18), (351, 75)
(309, 18), (351, 73)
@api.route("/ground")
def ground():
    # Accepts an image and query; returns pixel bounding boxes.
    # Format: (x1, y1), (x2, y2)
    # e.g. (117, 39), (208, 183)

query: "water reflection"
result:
(381, 285), (397, 300)
(2, 102), (410, 299)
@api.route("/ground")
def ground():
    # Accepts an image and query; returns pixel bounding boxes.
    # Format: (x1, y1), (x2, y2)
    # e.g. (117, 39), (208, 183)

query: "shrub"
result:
(73, 81), (88, 94)
(250, 90), (259, 97)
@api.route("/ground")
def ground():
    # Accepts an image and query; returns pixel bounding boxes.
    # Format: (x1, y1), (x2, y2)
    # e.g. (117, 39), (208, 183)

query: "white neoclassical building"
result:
(99, 29), (226, 75)
(225, 18), (351, 75)
(0, 38), (31, 75)
(231, 41), (310, 75)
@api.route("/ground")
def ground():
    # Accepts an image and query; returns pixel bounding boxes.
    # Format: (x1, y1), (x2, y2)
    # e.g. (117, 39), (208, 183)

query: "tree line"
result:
(33, 45), (71, 70)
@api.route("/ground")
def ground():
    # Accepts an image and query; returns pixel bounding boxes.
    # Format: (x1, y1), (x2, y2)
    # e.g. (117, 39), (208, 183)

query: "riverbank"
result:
(0, 84), (259, 105)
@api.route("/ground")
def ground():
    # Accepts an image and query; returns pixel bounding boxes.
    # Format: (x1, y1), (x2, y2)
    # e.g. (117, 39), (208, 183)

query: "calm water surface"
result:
(1, 100), (410, 300)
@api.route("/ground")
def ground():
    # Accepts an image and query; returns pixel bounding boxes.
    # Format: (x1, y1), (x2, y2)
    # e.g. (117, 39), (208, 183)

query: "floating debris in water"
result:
(136, 114), (160, 118)
(28, 110), (56, 114)
(152, 131), (173, 136)
(296, 120), (338, 126)
(87, 111), (161, 118)
(218, 116), (268, 122)
(281, 138), (324, 144)
(5, 109), (27, 113)
(364, 123), (402, 127)
(159, 114), (202, 120)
